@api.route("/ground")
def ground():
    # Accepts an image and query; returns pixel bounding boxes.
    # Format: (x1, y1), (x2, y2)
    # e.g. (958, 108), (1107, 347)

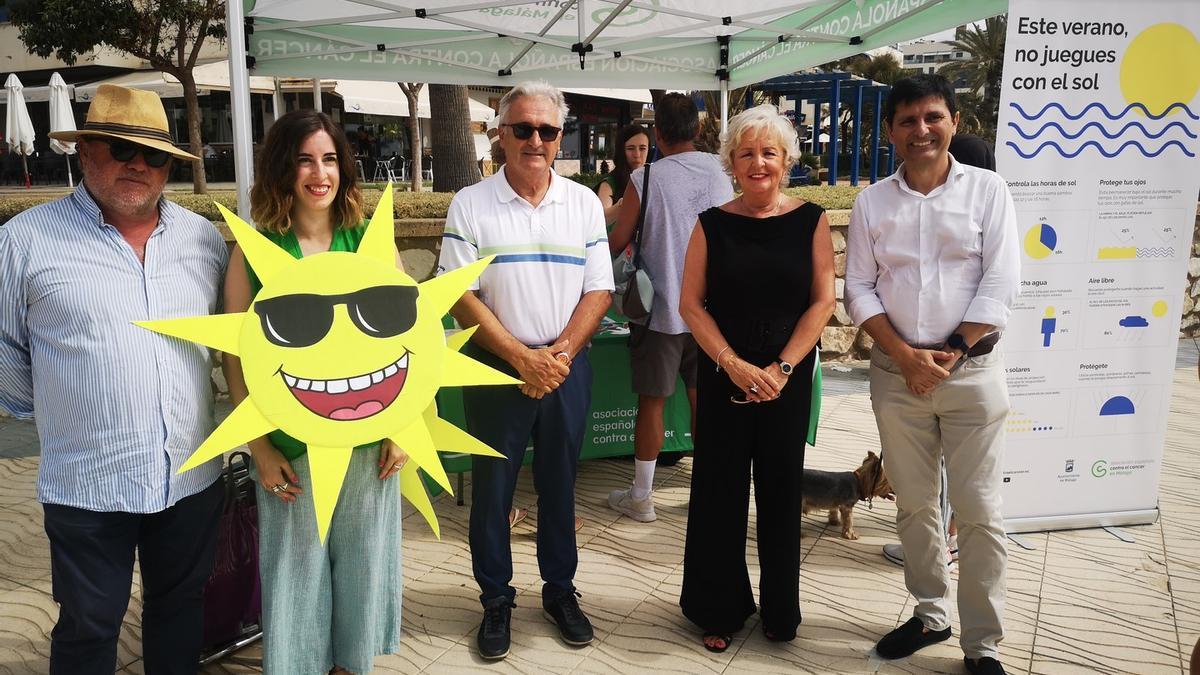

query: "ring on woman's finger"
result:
(391, 462), (403, 470)
(749, 385), (759, 394)
(271, 484), (285, 493)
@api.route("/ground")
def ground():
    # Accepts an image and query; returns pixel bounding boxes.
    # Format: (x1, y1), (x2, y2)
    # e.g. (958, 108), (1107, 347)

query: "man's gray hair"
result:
(498, 81), (570, 126)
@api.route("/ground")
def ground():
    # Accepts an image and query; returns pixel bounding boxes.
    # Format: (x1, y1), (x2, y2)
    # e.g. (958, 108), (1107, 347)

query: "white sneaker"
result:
(882, 543), (905, 566)
(607, 488), (656, 522)
(881, 543), (954, 567)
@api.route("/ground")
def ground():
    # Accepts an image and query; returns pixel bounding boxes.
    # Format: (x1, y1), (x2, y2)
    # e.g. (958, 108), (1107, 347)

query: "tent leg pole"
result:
(226, 0), (254, 219)
(312, 79), (322, 112)
(719, 79), (729, 136)
(66, 156), (73, 188)
(272, 77), (284, 124)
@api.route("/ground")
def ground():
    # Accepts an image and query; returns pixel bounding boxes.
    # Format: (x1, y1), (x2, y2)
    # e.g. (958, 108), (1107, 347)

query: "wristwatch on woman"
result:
(775, 358), (793, 376)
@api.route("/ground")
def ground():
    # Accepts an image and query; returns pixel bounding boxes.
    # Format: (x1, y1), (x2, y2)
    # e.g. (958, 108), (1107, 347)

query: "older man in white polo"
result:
(438, 81), (614, 661)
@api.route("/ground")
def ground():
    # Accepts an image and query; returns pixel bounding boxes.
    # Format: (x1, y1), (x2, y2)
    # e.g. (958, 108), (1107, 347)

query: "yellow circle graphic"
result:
(1152, 300), (1169, 317)
(1120, 23), (1200, 117)
(1023, 224), (1055, 259)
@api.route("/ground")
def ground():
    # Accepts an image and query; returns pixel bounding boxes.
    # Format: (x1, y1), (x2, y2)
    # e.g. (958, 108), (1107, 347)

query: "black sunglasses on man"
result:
(501, 123), (562, 142)
(95, 138), (172, 168)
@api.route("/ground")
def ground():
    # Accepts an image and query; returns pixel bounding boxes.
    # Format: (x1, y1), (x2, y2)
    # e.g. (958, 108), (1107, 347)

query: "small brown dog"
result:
(801, 451), (893, 540)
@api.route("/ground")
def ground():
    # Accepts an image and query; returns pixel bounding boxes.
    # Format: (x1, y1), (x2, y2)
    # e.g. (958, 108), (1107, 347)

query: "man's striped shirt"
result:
(0, 185), (226, 512)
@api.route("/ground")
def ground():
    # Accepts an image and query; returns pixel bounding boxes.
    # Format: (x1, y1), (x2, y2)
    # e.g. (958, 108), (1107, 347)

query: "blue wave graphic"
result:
(1008, 121), (1197, 140)
(1010, 101), (1200, 121)
(1005, 140), (1195, 159)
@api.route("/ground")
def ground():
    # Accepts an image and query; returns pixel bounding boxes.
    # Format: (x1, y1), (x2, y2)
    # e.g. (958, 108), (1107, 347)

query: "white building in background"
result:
(897, 40), (975, 94)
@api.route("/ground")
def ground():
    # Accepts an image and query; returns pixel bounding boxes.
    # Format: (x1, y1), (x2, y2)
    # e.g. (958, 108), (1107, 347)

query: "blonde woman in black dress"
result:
(678, 104), (835, 652)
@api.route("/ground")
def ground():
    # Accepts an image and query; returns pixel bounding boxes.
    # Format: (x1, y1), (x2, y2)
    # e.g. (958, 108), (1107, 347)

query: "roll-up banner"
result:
(996, 0), (1200, 532)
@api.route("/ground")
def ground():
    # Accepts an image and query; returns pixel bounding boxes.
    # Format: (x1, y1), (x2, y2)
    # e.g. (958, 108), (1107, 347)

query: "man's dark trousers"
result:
(42, 478), (223, 675)
(464, 347), (592, 604)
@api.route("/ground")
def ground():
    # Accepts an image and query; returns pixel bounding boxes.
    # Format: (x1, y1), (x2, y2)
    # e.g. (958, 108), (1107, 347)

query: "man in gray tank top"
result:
(607, 93), (734, 522)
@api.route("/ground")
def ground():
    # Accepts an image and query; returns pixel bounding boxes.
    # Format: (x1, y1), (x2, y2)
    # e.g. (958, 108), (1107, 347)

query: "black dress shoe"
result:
(543, 588), (594, 646)
(477, 597), (515, 660)
(875, 616), (952, 659)
(965, 656), (1006, 674)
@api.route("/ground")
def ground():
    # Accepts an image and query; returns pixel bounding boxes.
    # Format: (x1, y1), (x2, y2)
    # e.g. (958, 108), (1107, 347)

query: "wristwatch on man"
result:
(775, 358), (794, 376)
(946, 332), (970, 356)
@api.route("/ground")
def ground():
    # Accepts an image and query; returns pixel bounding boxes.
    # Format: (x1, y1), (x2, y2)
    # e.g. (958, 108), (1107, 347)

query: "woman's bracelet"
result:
(715, 345), (734, 372)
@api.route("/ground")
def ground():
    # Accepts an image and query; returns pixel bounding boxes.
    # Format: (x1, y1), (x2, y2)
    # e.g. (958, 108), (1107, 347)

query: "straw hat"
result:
(49, 84), (199, 161)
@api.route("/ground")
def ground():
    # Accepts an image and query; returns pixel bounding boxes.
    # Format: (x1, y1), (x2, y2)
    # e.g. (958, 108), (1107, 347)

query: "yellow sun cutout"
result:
(135, 187), (519, 543)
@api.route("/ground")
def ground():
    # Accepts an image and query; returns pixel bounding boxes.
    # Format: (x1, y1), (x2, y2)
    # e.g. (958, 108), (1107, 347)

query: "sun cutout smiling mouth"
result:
(280, 352), (409, 421)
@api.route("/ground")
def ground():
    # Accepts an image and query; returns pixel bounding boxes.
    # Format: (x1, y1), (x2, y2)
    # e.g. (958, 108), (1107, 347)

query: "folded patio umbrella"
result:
(4, 73), (35, 189)
(47, 72), (77, 187)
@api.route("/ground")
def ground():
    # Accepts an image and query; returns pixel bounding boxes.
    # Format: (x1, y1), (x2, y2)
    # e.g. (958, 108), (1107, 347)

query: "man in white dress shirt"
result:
(845, 74), (1020, 675)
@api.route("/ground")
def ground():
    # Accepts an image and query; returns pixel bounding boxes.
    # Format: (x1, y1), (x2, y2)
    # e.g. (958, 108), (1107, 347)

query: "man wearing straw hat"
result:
(0, 84), (226, 674)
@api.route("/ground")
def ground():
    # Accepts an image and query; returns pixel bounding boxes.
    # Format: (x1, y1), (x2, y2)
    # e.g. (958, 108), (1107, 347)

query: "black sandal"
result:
(702, 633), (732, 653)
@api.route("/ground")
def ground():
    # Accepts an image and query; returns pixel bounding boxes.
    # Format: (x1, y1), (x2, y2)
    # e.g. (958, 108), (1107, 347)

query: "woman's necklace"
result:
(740, 193), (784, 218)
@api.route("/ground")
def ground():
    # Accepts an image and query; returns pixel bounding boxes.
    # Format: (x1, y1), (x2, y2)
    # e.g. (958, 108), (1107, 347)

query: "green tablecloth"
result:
(433, 321), (693, 481)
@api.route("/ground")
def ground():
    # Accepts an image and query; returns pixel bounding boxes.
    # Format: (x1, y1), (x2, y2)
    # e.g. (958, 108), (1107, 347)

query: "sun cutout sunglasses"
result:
(253, 285), (420, 348)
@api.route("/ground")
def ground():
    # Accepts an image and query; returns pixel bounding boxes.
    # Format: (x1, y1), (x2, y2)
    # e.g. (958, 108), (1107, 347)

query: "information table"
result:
(431, 321), (693, 495)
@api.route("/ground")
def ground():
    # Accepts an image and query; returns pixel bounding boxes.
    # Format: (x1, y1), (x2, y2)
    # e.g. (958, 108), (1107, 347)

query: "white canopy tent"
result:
(335, 80), (495, 121)
(225, 0), (1007, 214)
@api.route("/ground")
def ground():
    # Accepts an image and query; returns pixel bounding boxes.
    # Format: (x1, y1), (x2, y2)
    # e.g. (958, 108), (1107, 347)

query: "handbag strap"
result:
(631, 162), (651, 265)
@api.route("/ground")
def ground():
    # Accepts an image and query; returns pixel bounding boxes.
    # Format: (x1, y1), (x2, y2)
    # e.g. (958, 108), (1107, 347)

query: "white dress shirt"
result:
(438, 166), (615, 346)
(845, 157), (1020, 346)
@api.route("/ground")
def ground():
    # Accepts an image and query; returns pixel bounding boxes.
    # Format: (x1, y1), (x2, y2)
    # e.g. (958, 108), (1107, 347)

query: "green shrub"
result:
(565, 172), (605, 190)
(1, 184), (867, 226)
(782, 185), (863, 210)
(1, 188), (457, 224)
(0, 197), (56, 224)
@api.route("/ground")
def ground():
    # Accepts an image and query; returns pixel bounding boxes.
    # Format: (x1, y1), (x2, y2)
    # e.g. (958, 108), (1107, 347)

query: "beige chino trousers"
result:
(869, 345), (1009, 660)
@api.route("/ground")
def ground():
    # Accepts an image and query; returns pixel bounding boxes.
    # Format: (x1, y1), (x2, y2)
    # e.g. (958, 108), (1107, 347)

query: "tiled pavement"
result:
(1, 339), (1197, 674)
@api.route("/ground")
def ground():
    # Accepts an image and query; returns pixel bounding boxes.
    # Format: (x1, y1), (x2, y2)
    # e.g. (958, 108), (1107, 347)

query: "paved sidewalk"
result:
(1, 339), (1197, 674)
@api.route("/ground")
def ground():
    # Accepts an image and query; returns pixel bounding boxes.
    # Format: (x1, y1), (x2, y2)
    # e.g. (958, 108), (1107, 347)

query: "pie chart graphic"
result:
(1024, 223), (1057, 259)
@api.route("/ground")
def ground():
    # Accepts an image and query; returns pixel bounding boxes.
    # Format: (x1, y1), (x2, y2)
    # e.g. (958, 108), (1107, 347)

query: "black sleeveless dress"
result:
(679, 201), (823, 640)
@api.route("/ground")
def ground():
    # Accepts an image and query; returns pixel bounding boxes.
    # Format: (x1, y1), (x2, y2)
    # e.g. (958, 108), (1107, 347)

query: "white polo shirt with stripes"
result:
(438, 166), (614, 347)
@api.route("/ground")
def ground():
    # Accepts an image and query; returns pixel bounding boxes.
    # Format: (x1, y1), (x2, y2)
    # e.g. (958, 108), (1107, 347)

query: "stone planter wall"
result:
(1183, 206), (1200, 337)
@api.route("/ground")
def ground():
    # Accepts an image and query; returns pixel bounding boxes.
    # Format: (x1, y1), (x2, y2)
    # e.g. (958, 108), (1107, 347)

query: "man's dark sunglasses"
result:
(502, 123), (562, 142)
(97, 138), (172, 168)
(253, 285), (419, 348)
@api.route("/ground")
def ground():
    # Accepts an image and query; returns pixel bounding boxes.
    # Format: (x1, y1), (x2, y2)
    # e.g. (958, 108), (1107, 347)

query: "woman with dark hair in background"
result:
(225, 109), (409, 674)
(597, 123), (650, 225)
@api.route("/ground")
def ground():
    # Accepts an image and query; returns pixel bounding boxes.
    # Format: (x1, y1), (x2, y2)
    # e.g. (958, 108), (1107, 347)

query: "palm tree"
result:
(428, 84), (482, 192)
(940, 15), (1007, 131)
(694, 87), (762, 154)
(399, 83), (424, 192)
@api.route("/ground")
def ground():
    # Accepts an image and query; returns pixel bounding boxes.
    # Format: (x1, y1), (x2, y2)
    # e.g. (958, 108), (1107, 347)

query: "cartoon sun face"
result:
(242, 253), (442, 447)
(136, 188), (518, 543)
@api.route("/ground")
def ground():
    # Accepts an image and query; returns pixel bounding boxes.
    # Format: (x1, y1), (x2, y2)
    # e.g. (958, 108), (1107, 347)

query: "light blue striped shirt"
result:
(0, 185), (227, 513)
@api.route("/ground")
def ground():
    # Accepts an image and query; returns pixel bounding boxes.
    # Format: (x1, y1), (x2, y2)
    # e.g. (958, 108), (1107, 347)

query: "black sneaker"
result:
(965, 656), (1006, 674)
(477, 597), (515, 660)
(542, 588), (594, 646)
(875, 616), (951, 659)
